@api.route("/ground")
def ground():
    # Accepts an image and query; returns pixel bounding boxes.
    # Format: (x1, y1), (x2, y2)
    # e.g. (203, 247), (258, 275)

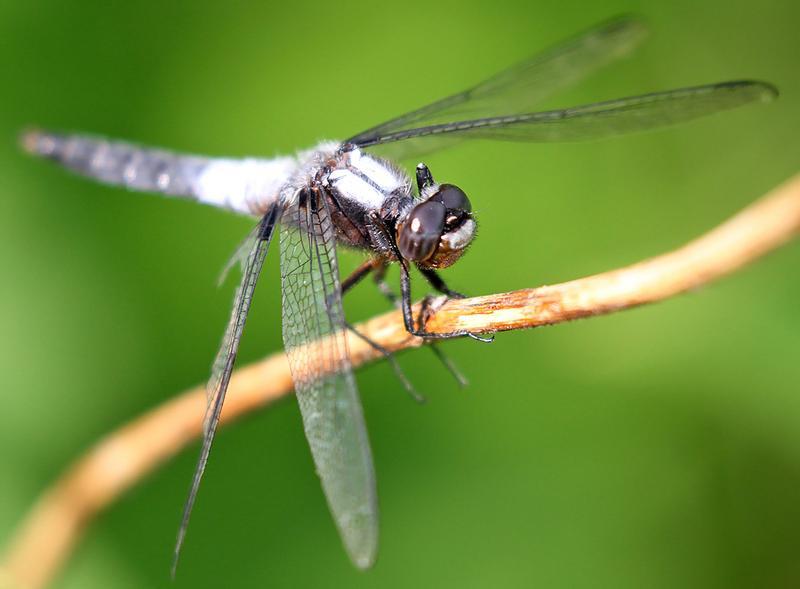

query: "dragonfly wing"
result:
(173, 206), (280, 575)
(346, 16), (648, 157)
(280, 190), (378, 569)
(351, 80), (777, 158)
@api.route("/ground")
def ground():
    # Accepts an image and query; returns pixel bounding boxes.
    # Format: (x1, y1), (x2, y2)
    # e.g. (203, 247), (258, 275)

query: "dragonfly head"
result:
(396, 183), (475, 268)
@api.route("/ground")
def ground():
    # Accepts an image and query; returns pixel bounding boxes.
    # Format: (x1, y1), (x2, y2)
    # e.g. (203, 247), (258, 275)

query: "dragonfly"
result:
(22, 16), (776, 573)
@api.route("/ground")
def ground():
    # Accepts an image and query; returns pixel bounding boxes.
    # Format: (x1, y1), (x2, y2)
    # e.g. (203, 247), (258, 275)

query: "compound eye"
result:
(397, 201), (446, 261)
(433, 184), (471, 212)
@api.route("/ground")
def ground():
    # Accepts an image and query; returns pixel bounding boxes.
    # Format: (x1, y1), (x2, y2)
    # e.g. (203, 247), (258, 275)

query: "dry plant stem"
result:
(3, 174), (800, 589)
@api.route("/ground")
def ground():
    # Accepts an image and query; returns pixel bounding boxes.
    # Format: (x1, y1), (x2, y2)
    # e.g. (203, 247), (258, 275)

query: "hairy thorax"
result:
(283, 142), (414, 252)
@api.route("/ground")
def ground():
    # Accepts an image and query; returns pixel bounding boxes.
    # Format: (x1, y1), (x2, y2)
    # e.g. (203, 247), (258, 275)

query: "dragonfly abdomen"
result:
(22, 130), (297, 216)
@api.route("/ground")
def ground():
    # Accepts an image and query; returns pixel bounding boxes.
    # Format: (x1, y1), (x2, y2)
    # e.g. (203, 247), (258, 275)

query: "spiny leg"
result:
(372, 262), (468, 386)
(340, 259), (424, 402)
(417, 265), (494, 343)
(345, 321), (425, 404)
(370, 261), (399, 306)
(340, 258), (466, 391)
(428, 343), (468, 387)
(341, 257), (378, 296)
(399, 259), (493, 342)
(418, 266), (466, 299)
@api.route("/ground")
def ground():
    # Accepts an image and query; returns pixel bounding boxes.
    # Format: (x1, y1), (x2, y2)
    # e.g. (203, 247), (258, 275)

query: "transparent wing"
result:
(345, 16), (648, 156)
(350, 81), (777, 159)
(172, 206), (280, 576)
(280, 191), (378, 569)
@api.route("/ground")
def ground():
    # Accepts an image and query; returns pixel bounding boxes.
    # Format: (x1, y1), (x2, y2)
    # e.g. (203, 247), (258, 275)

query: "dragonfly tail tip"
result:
(19, 128), (43, 155)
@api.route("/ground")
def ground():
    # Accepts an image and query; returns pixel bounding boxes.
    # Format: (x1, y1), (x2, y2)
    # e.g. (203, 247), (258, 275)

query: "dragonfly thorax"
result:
(310, 145), (414, 251)
(319, 145), (476, 268)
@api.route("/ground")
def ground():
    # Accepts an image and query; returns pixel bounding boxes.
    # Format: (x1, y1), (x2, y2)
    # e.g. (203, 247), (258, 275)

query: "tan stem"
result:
(3, 174), (800, 589)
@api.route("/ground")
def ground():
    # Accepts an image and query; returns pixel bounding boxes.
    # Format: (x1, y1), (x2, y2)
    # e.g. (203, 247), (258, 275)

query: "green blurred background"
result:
(1, 1), (799, 587)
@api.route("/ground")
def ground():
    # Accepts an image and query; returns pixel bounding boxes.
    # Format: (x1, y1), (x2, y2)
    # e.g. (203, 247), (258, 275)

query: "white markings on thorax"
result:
(328, 169), (386, 209)
(328, 148), (407, 210)
(347, 149), (404, 192)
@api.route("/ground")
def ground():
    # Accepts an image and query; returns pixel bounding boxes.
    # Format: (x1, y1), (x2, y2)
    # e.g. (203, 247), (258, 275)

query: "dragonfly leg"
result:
(340, 257), (467, 388)
(370, 261), (399, 306)
(339, 260), (424, 402)
(399, 260), (493, 343)
(428, 342), (468, 387)
(374, 263), (468, 387)
(345, 321), (426, 404)
(417, 266), (467, 299)
(338, 258), (400, 311)
(341, 257), (381, 296)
